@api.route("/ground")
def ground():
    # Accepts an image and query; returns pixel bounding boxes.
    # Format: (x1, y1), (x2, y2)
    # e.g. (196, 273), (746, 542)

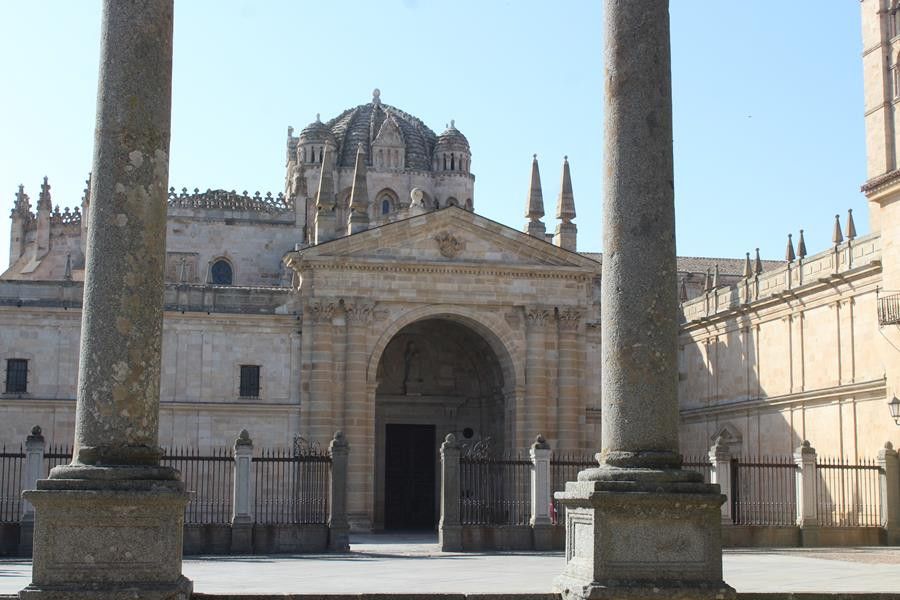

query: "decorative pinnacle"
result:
(450, 119), (455, 128)
(785, 233), (796, 262)
(797, 229), (807, 259)
(556, 155), (576, 222)
(846, 208), (857, 241)
(832, 214), (843, 245)
(348, 143), (370, 217)
(754, 248), (763, 275)
(704, 268), (712, 292)
(679, 277), (688, 303)
(713, 263), (719, 288)
(315, 113), (321, 123)
(372, 88), (381, 105)
(742, 252), (752, 279)
(38, 176), (52, 211)
(315, 144), (335, 209)
(525, 154), (545, 221)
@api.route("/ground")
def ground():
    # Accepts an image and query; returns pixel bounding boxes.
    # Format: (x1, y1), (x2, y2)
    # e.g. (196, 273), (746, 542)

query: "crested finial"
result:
(450, 119), (455, 128)
(372, 88), (381, 104)
(315, 113), (321, 123)
(564, 155), (568, 161)
(832, 213), (843, 245)
(533, 153), (537, 160)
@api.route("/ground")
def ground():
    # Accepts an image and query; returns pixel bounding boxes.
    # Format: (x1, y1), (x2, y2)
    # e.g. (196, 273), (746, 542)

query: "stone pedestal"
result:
(555, 474), (730, 600)
(21, 479), (190, 600)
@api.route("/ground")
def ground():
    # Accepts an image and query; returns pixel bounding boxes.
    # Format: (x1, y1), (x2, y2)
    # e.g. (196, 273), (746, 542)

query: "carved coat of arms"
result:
(434, 231), (462, 258)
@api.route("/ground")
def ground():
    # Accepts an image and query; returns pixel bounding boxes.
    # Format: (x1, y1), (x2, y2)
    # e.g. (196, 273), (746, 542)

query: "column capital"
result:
(525, 306), (552, 328)
(344, 300), (375, 325)
(557, 307), (584, 331)
(306, 298), (337, 323)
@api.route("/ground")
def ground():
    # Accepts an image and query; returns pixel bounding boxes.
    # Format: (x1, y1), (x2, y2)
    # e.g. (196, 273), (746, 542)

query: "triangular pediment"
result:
(372, 115), (404, 148)
(289, 207), (600, 272)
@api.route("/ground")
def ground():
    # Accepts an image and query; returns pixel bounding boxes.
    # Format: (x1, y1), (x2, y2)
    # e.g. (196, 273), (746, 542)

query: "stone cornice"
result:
(0, 396), (300, 413)
(679, 378), (887, 421)
(680, 258), (882, 334)
(861, 168), (900, 199)
(289, 257), (594, 281)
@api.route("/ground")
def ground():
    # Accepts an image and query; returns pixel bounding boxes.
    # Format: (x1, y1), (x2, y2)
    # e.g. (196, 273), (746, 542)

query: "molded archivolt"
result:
(365, 304), (524, 398)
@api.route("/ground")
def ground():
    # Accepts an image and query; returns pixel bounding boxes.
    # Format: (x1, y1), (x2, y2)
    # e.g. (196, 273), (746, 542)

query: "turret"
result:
(9, 184), (31, 267)
(314, 143), (337, 244)
(554, 156), (577, 251)
(34, 176), (52, 261)
(348, 144), (371, 235)
(524, 155), (546, 238)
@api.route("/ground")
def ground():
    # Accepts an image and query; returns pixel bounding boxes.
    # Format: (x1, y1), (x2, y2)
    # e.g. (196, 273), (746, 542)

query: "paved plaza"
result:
(1, 535), (899, 595)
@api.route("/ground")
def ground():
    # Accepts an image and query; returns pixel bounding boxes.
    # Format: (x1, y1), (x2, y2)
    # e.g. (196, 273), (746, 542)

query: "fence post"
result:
(328, 431), (350, 551)
(708, 436), (733, 524)
(794, 440), (818, 544)
(439, 433), (462, 551)
(530, 435), (553, 550)
(19, 425), (45, 555)
(877, 441), (900, 545)
(231, 429), (254, 554)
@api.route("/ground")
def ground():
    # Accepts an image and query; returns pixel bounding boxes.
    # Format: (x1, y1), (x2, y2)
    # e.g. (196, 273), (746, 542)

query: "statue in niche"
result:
(403, 341), (423, 395)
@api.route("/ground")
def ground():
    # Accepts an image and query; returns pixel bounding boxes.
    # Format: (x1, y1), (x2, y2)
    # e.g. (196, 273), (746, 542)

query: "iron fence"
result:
(460, 453), (532, 526)
(731, 456), (797, 526)
(253, 447), (330, 525)
(550, 453), (595, 525)
(43, 444), (72, 474)
(878, 292), (900, 326)
(161, 447), (233, 525)
(682, 455), (713, 483)
(816, 457), (883, 527)
(0, 446), (24, 523)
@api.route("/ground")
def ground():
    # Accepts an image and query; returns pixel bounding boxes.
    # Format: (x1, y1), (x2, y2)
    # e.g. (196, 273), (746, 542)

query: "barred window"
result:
(211, 259), (233, 286)
(5, 359), (27, 394)
(239, 365), (260, 398)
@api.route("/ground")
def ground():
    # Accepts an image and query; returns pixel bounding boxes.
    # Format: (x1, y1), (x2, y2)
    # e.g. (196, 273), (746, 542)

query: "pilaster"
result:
(231, 429), (254, 554)
(557, 309), (583, 448)
(343, 299), (374, 531)
(524, 307), (551, 443)
(307, 299), (336, 446)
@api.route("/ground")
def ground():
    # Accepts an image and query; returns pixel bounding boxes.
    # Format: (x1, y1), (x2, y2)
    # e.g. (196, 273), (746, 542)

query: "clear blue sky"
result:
(0, 1), (865, 267)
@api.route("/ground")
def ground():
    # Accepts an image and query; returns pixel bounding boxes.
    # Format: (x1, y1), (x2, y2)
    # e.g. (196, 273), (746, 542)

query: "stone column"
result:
(18, 426), (45, 555)
(709, 436), (733, 524)
(21, 2), (191, 598)
(231, 429), (254, 554)
(523, 307), (550, 443)
(307, 299), (336, 445)
(343, 300), (374, 531)
(439, 434), (462, 551)
(555, 3), (729, 598)
(556, 309), (582, 448)
(530, 435), (553, 550)
(877, 441), (900, 545)
(794, 440), (819, 545)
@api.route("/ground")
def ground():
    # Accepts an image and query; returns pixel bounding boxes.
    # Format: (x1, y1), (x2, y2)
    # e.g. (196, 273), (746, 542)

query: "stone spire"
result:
(798, 229), (808, 259)
(713, 263), (720, 288)
(754, 248), (763, 275)
(37, 176), (52, 212)
(554, 156), (577, 251)
(314, 143), (337, 244)
(846, 208), (857, 240)
(679, 277), (688, 303)
(786, 233), (796, 262)
(704, 268), (712, 292)
(832, 213), (844, 245)
(525, 154), (546, 239)
(348, 143), (370, 235)
(9, 185), (31, 267)
(743, 252), (752, 278)
(13, 184), (30, 215)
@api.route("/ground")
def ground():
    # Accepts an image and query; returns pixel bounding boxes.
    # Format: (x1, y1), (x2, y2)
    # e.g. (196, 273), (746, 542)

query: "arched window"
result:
(211, 259), (233, 285)
(381, 198), (391, 215)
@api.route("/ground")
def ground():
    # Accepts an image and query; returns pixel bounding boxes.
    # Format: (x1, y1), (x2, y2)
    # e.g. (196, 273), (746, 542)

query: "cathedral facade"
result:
(3, 2), (900, 531)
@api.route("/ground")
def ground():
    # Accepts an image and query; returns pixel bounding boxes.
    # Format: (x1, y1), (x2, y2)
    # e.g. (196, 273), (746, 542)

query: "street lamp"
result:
(889, 396), (900, 426)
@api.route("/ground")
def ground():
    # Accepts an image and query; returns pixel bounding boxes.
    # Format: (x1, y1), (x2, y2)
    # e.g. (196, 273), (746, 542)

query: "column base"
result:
(553, 469), (733, 600)
(19, 576), (192, 600)
(21, 478), (191, 599)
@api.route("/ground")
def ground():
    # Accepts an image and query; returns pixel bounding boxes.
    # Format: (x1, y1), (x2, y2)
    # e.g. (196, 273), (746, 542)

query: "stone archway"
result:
(367, 311), (520, 530)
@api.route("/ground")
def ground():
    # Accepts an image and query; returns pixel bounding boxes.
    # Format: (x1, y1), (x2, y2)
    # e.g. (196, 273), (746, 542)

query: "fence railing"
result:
(878, 292), (900, 326)
(162, 447), (234, 525)
(460, 453), (531, 526)
(254, 447), (330, 525)
(682, 455), (713, 483)
(815, 457), (883, 527)
(0, 446), (24, 523)
(731, 457), (797, 526)
(550, 453), (595, 525)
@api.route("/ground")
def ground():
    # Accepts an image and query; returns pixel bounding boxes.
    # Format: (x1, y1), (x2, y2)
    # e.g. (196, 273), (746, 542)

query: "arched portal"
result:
(373, 317), (508, 530)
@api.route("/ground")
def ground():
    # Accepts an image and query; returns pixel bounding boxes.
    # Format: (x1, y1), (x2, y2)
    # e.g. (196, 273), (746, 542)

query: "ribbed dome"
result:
(435, 121), (470, 153)
(323, 91), (438, 171)
(298, 114), (335, 144)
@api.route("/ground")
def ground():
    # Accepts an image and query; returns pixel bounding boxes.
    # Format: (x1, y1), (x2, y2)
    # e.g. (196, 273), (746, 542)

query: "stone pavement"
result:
(1, 534), (899, 595)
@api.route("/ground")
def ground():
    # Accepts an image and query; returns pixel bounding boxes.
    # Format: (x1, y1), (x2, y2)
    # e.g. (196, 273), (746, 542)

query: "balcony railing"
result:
(878, 293), (900, 326)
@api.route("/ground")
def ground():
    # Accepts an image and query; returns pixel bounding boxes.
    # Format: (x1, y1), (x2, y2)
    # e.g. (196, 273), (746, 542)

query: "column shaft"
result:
(308, 300), (335, 445)
(600, 0), (679, 468)
(344, 301), (374, 526)
(525, 308), (550, 441)
(557, 310), (582, 449)
(71, 0), (174, 468)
